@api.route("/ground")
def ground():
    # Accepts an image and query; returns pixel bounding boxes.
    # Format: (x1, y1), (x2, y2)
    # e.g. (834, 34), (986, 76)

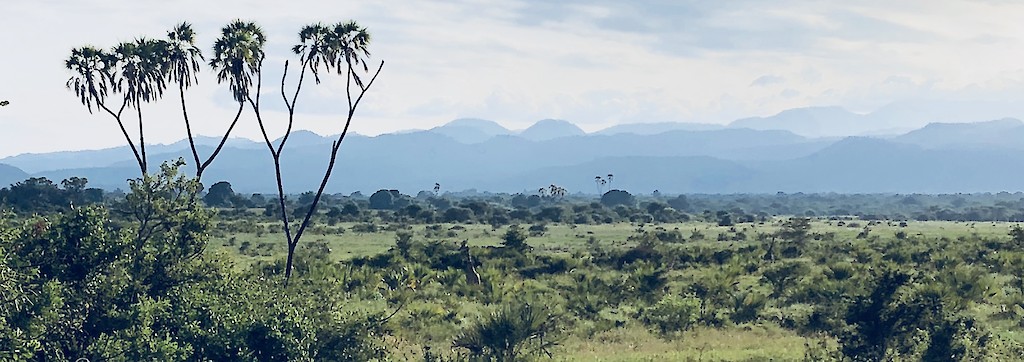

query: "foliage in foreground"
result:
(0, 162), (387, 361)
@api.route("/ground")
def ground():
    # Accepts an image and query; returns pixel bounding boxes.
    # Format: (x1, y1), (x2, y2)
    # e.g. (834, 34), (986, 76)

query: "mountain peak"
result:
(519, 119), (586, 141)
(894, 118), (1024, 149)
(428, 118), (511, 143)
(442, 118), (509, 132)
(273, 130), (331, 147)
(729, 106), (862, 138)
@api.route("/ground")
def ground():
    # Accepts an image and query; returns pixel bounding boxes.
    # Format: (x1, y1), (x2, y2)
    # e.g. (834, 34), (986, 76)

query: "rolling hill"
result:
(6, 112), (1024, 194)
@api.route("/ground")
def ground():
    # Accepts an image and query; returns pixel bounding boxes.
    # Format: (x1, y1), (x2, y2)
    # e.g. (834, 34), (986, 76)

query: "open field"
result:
(201, 217), (1024, 360)
(208, 218), (1020, 262)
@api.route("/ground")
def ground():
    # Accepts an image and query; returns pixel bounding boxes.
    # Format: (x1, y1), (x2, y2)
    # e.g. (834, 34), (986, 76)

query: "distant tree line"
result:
(11, 177), (1024, 223)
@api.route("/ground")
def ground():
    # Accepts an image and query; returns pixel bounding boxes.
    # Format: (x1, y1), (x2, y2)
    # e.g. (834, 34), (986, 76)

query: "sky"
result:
(3, 0), (1024, 157)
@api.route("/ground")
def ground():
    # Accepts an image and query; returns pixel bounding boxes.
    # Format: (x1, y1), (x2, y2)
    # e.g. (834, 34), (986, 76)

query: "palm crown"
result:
(166, 22), (204, 89)
(210, 20), (266, 102)
(65, 46), (116, 113)
(293, 21), (372, 86)
(113, 38), (170, 107)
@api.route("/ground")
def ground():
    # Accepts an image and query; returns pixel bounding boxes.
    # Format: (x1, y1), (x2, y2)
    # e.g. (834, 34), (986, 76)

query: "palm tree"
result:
(67, 46), (148, 174)
(112, 37), (172, 173)
(285, 20), (382, 284)
(163, 22), (220, 180)
(594, 176), (603, 194)
(236, 19), (382, 284)
(434, 183), (441, 195)
(209, 20), (266, 104)
(548, 185), (567, 199)
(607, 173), (614, 189)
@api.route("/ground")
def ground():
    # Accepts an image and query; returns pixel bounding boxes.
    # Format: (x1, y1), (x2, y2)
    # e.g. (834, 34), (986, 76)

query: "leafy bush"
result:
(642, 294), (701, 335)
(501, 225), (531, 251)
(454, 299), (561, 361)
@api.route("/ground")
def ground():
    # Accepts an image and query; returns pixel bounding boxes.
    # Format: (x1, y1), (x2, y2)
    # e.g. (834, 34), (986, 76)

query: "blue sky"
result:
(3, 0), (1024, 156)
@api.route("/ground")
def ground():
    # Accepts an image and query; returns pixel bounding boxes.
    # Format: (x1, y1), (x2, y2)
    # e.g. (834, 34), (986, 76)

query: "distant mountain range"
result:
(5, 105), (1024, 194)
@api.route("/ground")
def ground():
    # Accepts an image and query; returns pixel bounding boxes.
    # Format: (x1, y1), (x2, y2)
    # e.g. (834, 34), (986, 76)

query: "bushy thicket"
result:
(0, 163), (388, 361)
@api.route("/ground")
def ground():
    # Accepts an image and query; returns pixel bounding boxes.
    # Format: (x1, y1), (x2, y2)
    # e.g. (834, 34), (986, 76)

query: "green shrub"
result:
(454, 299), (562, 361)
(642, 294), (701, 335)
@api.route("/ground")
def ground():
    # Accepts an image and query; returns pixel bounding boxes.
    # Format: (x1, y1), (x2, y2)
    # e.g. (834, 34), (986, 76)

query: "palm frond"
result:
(209, 20), (266, 102)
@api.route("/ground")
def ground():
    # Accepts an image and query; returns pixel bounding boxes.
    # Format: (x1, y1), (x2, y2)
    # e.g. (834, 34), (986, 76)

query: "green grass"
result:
(209, 219), (1020, 263)
(205, 218), (1024, 360)
(556, 324), (809, 362)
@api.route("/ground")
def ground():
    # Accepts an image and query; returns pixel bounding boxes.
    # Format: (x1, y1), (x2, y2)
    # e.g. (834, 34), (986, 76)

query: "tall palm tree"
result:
(66, 46), (146, 173)
(112, 37), (171, 173)
(166, 23), (205, 175)
(166, 22), (242, 180)
(282, 20), (382, 284)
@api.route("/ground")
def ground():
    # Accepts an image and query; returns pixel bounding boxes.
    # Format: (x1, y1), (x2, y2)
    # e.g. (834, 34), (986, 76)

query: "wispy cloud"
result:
(751, 75), (786, 87)
(2, 0), (1024, 156)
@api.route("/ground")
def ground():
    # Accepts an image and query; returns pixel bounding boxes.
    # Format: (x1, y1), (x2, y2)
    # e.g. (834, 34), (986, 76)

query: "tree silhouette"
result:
(203, 181), (235, 207)
(0, 100), (8, 106)
(67, 23), (250, 179)
(67, 20), (383, 284)
(594, 176), (603, 194)
(548, 184), (567, 199)
(112, 37), (172, 173)
(166, 22), (242, 180)
(67, 46), (148, 174)
(606, 173), (614, 188)
(434, 183), (441, 195)
(232, 20), (383, 284)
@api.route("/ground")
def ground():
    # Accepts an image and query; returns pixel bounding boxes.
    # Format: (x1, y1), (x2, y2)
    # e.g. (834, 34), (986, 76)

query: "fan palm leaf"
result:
(210, 20), (266, 102)
(65, 46), (114, 113)
(166, 22), (204, 88)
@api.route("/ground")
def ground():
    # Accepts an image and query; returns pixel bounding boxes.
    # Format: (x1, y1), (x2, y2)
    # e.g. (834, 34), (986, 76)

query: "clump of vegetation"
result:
(454, 299), (562, 361)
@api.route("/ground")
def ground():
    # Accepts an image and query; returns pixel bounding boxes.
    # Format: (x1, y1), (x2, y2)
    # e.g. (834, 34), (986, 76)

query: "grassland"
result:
(203, 217), (1024, 360)
(208, 218), (1018, 261)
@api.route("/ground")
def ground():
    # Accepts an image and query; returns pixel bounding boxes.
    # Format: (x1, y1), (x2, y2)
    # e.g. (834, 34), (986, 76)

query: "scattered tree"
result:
(501, 225), (531, 251)
(211, 20), (384, 283)
(203, 181), (235, 207)
(369, 189), (396, 210)
(601, 190), (635, 207)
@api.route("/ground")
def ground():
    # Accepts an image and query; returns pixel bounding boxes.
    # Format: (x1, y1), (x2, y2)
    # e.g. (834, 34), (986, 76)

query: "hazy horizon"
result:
(5, 0), (1024, 157)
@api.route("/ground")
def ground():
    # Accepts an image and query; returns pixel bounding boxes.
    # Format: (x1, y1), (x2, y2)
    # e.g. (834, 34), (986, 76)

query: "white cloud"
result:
(3, 0), (1024, 157)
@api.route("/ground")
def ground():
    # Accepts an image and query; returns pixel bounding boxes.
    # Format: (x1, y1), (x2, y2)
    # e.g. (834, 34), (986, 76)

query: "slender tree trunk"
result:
(100, 99), (145, 175)
(179, 85), (202, 178)
(136, 103), (147, 173)
(282, 61), (383, 284)
(199, 102), (245, 176)
(273, 155), (295, 282)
